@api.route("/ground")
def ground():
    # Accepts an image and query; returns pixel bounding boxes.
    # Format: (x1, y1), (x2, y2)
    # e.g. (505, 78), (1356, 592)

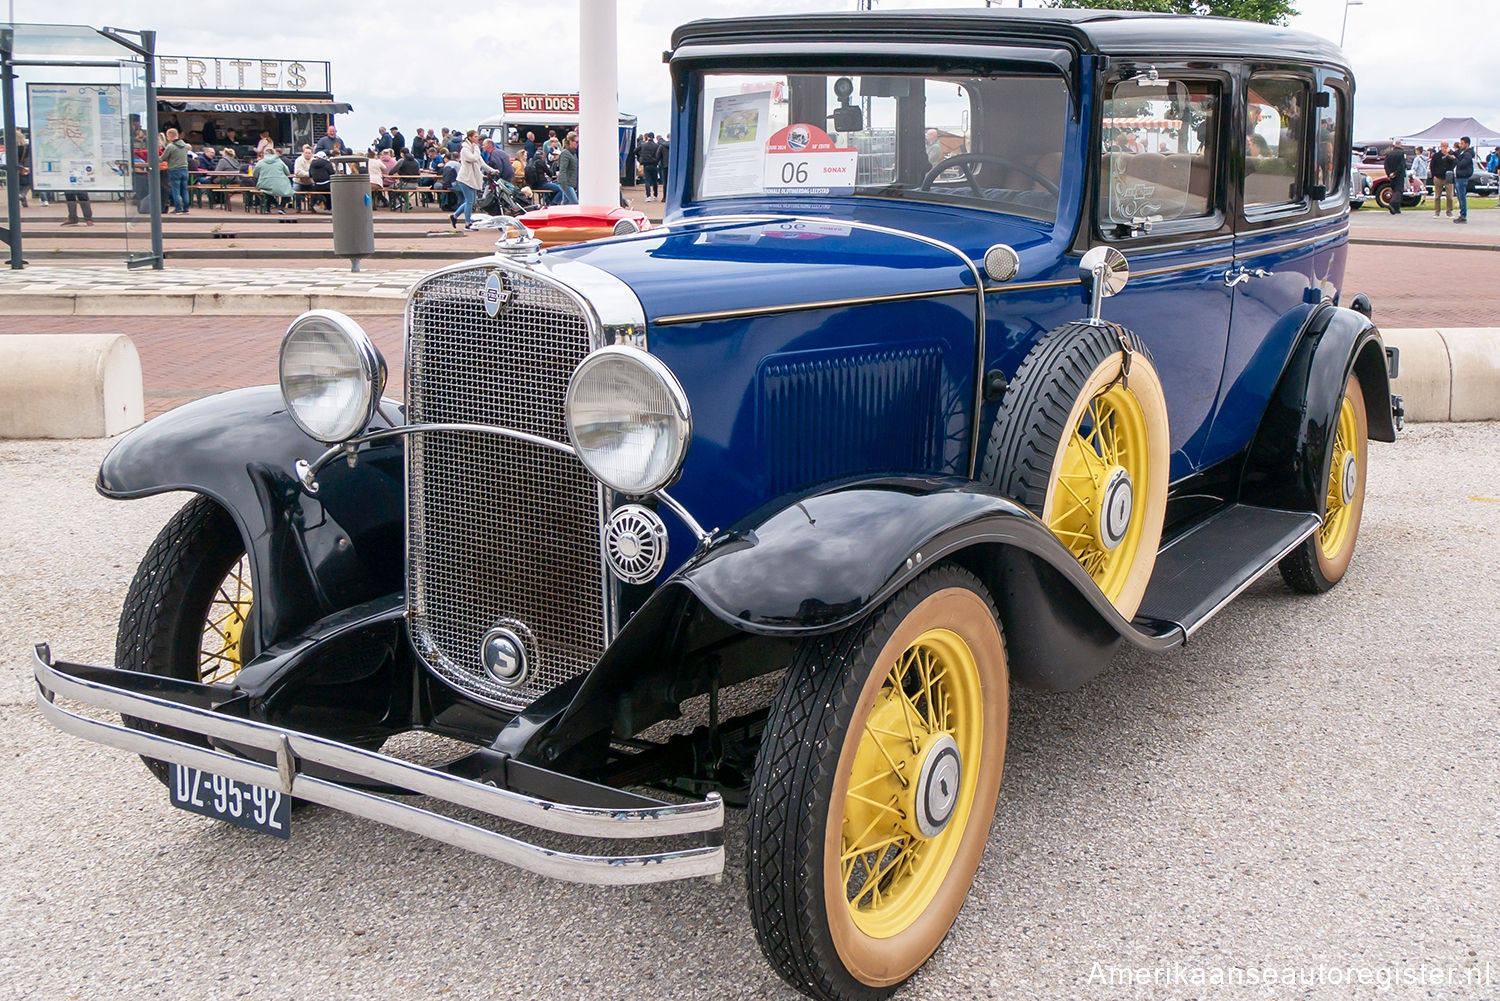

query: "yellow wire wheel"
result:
(747, 566), (1008, 1000)
(1280, 374), (1368, 592)
(199, 555), (253, 683)
(982, 322), (1169, 618)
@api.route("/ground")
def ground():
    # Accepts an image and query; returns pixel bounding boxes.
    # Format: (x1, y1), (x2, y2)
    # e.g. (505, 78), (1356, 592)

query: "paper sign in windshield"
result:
(701, 90), (773, 198)
(763, 124), (858, 195)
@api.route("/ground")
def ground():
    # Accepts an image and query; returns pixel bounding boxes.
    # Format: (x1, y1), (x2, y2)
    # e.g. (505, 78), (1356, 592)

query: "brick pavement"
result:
(0, 240), (1490, 420)
(0, 312), (403, 418)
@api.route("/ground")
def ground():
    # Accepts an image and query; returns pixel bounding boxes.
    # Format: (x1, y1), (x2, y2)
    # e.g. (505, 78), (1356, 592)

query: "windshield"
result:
(691, 70), (1068, 222)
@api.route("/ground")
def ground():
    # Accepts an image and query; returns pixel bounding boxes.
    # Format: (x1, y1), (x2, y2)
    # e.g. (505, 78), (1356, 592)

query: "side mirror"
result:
(1078, 246), (1129, 324)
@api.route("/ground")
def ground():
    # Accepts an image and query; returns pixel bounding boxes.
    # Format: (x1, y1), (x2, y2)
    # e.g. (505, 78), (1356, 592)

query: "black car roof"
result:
(670, 8), (1348, 71)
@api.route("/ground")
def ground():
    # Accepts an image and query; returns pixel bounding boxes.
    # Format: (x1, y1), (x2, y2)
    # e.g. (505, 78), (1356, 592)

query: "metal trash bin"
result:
(330, 155), (375, 271)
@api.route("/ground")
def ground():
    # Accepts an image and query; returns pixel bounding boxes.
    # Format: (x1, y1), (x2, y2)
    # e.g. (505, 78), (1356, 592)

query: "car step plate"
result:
(168, 763), (291, 839)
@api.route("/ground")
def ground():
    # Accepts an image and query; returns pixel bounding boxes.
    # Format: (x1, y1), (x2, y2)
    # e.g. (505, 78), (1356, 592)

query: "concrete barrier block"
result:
(0, 334), (144, 438)
(1443, 328), (1500, 422)
(1382, 328), (1451, 422)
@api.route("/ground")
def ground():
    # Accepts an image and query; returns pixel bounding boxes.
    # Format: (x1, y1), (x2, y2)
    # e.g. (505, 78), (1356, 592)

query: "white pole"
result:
(579, 0), (619, 207)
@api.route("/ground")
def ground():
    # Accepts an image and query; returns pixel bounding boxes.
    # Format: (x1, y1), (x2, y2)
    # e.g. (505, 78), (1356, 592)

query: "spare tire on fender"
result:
(981, 320), (1170, 618)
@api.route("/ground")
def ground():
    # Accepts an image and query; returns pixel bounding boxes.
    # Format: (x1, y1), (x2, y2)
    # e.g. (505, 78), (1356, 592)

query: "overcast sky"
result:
(19, 0), (1500, 149)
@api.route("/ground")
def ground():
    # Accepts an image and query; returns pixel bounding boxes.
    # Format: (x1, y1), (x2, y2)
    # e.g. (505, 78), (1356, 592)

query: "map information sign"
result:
(27, 84), (131, 193)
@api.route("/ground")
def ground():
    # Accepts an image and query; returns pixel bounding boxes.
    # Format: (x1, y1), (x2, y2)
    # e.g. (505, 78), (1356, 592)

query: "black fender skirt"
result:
(97, 385), (406, 653)
(1241, 303), (1395, 512)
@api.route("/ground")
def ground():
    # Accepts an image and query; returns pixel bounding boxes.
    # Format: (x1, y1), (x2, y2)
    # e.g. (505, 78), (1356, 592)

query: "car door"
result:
(1200, 68), (1353, 468)
(1084, 68), (1235, 482)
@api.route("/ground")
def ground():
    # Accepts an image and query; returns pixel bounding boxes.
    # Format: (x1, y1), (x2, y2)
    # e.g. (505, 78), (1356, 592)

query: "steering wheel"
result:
(919, 153), (1060, 198)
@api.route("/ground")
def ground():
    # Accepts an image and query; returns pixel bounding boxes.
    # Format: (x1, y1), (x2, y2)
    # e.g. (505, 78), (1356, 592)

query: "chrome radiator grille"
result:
(406, 265), (604, 710)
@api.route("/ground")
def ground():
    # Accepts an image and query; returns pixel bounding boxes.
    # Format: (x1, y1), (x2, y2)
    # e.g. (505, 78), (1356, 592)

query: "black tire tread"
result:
(980, 320), (1152, 511)
(1277, 545), (1328, 593)
(746, 565), (1000, 1001)
(116, 494), (245, 784)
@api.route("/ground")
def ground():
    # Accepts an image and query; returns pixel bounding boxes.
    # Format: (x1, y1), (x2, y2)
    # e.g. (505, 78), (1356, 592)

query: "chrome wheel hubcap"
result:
(911, 734), (963, 839)
(1096, 465), (1134, 551)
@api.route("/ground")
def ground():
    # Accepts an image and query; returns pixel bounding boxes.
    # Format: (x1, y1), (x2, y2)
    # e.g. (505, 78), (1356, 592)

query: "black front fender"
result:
(529, 480), (1179, 765)
(98, 386), (406, 652)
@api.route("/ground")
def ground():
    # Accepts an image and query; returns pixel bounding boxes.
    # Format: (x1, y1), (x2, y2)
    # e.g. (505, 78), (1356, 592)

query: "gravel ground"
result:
(2, 424), (1498, 1001)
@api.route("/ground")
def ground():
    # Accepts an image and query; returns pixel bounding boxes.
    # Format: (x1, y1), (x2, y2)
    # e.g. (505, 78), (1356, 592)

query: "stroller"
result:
(474, 176), (535, 217)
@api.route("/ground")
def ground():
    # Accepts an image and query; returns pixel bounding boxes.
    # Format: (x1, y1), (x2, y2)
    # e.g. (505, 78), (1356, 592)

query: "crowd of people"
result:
(17, 118), (674, 226)
(1376, 137), (1497, 223)
(34, 120), (608, 228)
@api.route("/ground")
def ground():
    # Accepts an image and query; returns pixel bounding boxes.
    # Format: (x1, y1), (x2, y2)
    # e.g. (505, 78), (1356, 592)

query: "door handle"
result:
(1224, 265), (1272, 288)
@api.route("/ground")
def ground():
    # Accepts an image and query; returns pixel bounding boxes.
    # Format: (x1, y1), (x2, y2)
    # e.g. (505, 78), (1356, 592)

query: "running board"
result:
(1134, 504), (1320, 640)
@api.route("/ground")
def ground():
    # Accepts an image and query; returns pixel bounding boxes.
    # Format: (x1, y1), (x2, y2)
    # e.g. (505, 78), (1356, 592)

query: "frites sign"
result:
(502, 93), (581, 115)
(156, 56), (330, 93)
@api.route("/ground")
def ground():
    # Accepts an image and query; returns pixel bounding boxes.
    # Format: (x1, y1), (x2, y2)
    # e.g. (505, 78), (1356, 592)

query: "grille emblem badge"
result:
(480, 626), (528, 686)
(483, 272), (510, 318)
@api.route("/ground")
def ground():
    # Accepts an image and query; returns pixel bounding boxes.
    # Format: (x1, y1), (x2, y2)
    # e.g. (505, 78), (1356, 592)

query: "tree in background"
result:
(1045, 0), (1297, 26)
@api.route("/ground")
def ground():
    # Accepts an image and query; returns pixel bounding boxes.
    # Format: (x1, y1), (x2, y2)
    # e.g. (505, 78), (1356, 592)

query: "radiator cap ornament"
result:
(480, 626), (528, 686)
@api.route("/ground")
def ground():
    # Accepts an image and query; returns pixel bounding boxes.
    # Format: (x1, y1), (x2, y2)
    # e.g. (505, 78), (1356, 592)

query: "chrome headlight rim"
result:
(279, 309), (387, 444)
(564, 345), (692, 497)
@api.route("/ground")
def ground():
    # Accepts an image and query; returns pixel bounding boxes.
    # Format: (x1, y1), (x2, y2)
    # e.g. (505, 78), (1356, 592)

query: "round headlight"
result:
(279, 311), (386, 443)
(565, 346), (690, 496)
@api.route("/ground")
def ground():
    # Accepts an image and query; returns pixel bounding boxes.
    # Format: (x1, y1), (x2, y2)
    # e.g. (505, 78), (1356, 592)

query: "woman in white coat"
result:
(453, 130), (487, 228)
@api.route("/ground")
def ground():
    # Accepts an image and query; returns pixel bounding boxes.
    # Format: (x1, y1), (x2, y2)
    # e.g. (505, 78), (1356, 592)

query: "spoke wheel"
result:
(747, 566), (1008, 1001)
(1280, 375), (1368, 593)
(117, 495), (252, 784)
(198, 554), (253, 684)
(982, 321), (1169, 617)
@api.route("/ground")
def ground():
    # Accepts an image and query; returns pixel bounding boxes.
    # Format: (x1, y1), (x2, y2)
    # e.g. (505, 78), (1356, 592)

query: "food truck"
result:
(477, 92), (638, 183)
(154, 54), (349, 153)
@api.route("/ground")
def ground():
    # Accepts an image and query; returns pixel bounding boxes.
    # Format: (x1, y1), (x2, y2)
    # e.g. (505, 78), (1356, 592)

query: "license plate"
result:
(168, 763), (290, 839)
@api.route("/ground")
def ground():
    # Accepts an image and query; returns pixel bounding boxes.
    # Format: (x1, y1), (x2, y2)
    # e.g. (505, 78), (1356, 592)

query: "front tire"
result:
(747, 565), (1008, 1001)
(1279, 375), (1368, 593)
(116, 495), (252, 784)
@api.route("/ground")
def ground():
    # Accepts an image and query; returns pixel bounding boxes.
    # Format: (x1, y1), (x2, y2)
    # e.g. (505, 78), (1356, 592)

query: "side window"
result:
(1098, 76), (1219, 233)
(1244, 74), (1309, 209)
(1314, 84), (1347, 203)
(923, 80), (971, 172)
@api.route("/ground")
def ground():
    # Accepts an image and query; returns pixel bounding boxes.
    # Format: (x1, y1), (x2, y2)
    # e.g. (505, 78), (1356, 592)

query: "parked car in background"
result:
(1349, 154), (1371, 208)
(1359, 162), (1425, 209)
(1461, 164), (1497, 197)
(35, 9), (1401, 1001)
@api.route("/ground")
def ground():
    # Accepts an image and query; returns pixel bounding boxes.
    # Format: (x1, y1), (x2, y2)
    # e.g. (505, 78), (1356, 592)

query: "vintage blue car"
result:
(36, 9), (1400, 1000)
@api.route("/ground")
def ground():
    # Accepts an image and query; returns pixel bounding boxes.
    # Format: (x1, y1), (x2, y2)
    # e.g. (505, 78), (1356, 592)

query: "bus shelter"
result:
(1, 23), (164, 270)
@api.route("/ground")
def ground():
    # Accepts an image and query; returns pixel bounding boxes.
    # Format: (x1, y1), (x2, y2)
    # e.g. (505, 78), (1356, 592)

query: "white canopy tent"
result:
(1396, 117), (1500, 146)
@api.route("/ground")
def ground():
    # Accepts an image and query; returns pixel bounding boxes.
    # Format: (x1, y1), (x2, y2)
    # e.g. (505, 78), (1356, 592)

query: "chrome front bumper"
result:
(32, 645), (724, 885)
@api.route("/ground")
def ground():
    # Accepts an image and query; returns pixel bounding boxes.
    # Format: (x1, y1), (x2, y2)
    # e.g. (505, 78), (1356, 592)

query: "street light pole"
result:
(1340, 0), (1363, 48)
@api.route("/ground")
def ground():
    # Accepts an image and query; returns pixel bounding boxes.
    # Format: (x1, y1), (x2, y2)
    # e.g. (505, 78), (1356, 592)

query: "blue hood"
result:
(548, 212), (1049, 322)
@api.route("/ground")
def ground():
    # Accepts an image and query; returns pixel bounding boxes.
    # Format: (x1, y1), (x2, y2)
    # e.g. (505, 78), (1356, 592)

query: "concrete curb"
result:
(0, 289), (407, 317)
(1383, 328), (1500, 423)
(1350, 237), (1500, 252)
